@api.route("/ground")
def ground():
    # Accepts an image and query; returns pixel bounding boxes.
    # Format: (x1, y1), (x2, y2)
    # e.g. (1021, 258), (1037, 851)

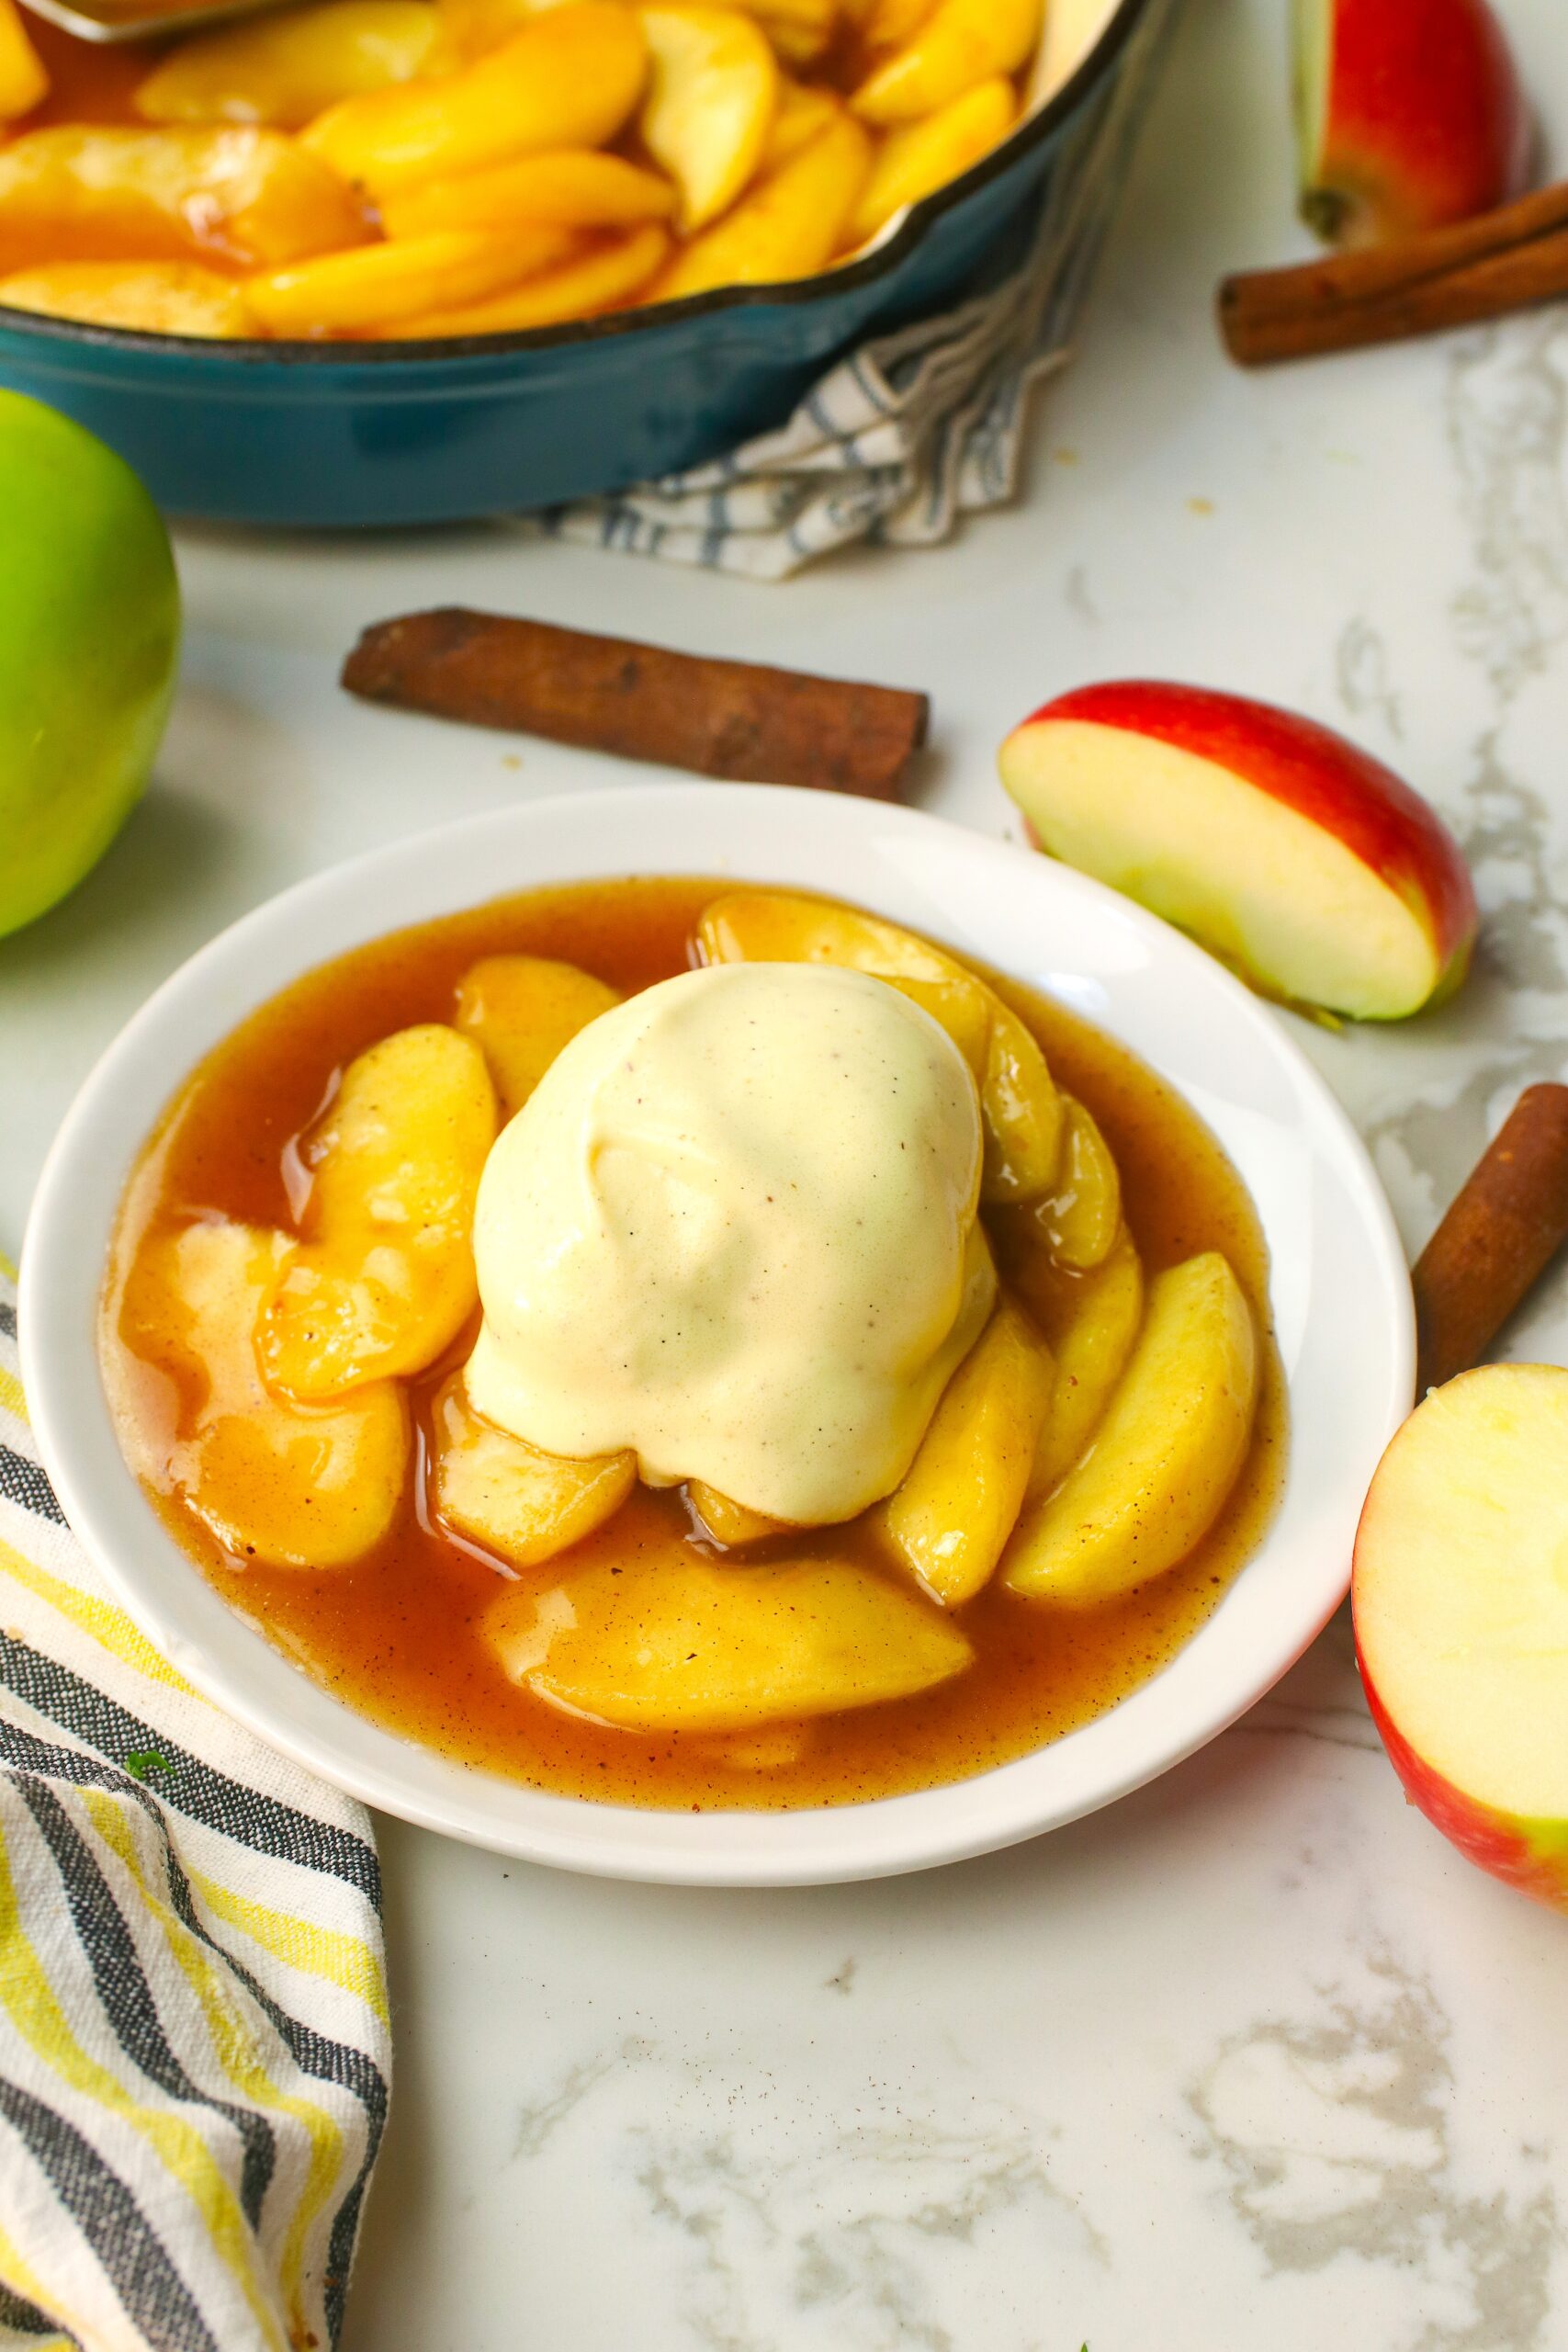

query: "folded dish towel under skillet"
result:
(524, 0), (1176, 580)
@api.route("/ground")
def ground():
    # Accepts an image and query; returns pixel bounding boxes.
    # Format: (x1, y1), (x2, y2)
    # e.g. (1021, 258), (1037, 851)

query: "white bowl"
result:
(20, 785), (1414, 1886)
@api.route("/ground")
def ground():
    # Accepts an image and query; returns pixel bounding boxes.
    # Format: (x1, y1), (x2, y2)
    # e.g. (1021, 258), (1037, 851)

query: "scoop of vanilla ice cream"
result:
(465, 959), (994, 1524)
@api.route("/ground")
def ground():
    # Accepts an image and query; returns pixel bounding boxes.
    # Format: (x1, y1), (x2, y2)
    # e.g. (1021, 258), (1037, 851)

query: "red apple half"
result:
(1295, 0), (1531, 245)
(1353, 1366), (1568, 1913)
(997, 681), (1476, 1021)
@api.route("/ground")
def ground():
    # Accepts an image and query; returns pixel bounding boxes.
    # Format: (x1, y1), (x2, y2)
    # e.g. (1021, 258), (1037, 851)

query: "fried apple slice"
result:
(301, 3), (646, 198)
(852, 0), (1041, 122)
(0, 0), (47, 120)
(760, 76), (840, 169)
(0, 260), (255, 336)
(135, 1), (448, 131)
(118, 1218), (408, 1567)
(248, 222), (573, 333)
(1003, 1252), (1256, 1605)
(695, 889), (1062, 1200)
(1041, 1096), (1121, 1270)
(732, 0), (835, 31)
(485, 1550), (972, 1728)
(0, 126), (370, 274)
(654, 107), (869, 298)
(1018, 1230), (1144, 1499)
(750, 6), (832, 66)
(430, 1374), (635, 1565)
(381, 147), (674, 237)
(434, 0), (533, 58)
(1001, 1092), (1121, 1281)
(848, 73), (1012, 243)
(638, 6), (779, 232)
(453, 954), (621, 1118)
(389, 220), (668, 333)
(699, 885), (962, 985)
(261, 1023), (497, 1396)
(434, 0), (594, 51)
(856, 0), (935, 48)
(874, 1290), (1053, 1605)
(976, 996), (1063, 1204)
(879, 973), (990, 1081)
(687, 1480), (790, 1545)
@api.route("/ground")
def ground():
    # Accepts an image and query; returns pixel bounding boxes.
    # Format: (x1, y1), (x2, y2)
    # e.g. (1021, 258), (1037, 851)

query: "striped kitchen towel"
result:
(525, 0), (1176, 579)
(0, 1263), (389, 2352)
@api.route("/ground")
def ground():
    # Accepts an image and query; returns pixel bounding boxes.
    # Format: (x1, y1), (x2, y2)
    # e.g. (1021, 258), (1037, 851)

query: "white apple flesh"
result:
(998, 681), (1477, 1022)
(1353, 1366), (1568, 1913)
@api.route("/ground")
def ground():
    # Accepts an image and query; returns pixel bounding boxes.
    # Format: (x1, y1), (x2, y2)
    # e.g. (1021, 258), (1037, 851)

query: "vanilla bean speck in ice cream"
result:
(464, 960), (995, 1524)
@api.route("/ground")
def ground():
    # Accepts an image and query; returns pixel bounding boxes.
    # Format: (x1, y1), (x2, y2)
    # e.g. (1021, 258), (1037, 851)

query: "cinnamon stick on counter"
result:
(1219, 181), (1568, 368)
(343, 609), (929, 801)
(1411, 1083), (1568, 1394)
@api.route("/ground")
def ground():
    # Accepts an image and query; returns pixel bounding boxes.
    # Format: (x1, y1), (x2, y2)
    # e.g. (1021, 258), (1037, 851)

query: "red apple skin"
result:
(1302, 0), (1532, 244)
(1006, 682), (1477, 1009)
(1356, 1638), (1568, 1915)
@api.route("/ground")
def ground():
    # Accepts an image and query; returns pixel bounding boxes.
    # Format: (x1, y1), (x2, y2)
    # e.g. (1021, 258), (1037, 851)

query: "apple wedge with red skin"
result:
(998, 681), (1476, 1021)
(1294, 0), (1531, 245)
(1353, 1366), (1568, 1914)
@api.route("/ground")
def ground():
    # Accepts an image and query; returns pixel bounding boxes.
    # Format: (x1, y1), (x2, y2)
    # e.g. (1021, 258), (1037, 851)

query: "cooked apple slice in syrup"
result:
(133, 0), (448, 131)
(849, 74), (1013, 244)
(997, 1095), (1122, 1283)
(300, 4), (648, 198)
(878, 974), (991, 1082)
(696, 888), (1062, 1201)
(1037, 1096), (1121, 1270)
(247, 225), (578, 336)
(380, 148), (675, 238)
(1003, 1251), (1257, 1606)
(0, 0), (47, 121)
(454, 953), (621, 1119)
(758, 75), (839, 170)
(874, 1290), (1054, 1605)
(261, 1023), (497, 1398)
(1016, 1230), (1145, 1500)
(654, 105), (869, 297)
(119, 1217), (407, 1568)
(486, 1552), (972, 1729)
(430, 1374), (636, 1566)
(852, 0), (1041, 123)
(0, 261), (255, 336)
(687, 1480), (791, 1546)
(637, 4), (779, 232)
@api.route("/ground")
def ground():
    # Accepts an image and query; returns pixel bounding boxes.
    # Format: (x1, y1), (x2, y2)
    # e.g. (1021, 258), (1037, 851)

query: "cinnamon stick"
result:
(342, 609), (929, 801)
(1219, 181), (1568, 368)
(1411, 1084), (1568, 1394)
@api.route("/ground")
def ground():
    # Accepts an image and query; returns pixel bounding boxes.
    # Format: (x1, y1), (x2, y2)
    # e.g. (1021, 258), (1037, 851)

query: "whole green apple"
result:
(0, 391), (180, 938)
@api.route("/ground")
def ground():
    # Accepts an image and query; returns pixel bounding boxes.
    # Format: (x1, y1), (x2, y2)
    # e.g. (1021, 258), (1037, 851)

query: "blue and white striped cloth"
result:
(526, 0), (1175, 578)
(0, 1264), (389, 2352)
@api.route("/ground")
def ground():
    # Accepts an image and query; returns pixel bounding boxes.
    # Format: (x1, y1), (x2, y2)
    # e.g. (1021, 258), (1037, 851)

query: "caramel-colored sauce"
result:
(102, 876), (1287, 1812)
(18, 20), (160, 131)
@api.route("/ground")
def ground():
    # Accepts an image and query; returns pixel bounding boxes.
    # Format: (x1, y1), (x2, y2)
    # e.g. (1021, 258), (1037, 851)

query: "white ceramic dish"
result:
(20, 784), (1415, 1886)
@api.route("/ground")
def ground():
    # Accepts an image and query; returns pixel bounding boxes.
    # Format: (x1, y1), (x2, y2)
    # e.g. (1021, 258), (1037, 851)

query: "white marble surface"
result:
(5, 0), (1568, 2340)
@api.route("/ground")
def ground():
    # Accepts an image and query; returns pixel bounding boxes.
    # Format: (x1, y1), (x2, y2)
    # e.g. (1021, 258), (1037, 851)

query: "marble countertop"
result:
(4, 0), (1568, 2340)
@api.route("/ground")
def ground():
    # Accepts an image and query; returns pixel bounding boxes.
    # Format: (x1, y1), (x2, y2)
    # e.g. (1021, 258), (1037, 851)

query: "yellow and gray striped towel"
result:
(0, 1263), (389, 2352)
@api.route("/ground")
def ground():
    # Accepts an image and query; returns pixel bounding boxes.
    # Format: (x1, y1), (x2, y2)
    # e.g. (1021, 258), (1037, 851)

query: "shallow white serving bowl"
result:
(21, 784), (1414, 1886)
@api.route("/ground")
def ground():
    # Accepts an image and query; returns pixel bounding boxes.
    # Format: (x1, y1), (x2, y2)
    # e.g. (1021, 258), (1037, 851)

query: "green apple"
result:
(0, 390), (180, 938)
